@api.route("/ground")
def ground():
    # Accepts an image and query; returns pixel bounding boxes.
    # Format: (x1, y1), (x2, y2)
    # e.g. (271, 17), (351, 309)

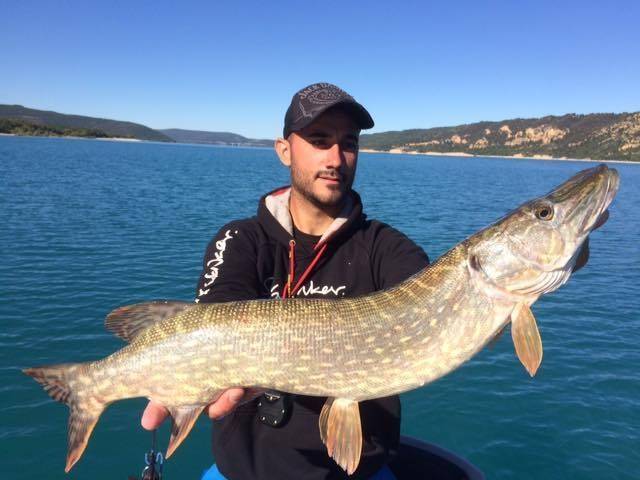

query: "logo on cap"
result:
(297, 83), (352, 120)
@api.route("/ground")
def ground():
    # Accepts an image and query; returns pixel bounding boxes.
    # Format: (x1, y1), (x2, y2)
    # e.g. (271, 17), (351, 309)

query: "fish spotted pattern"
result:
(24, 165), (619, 474)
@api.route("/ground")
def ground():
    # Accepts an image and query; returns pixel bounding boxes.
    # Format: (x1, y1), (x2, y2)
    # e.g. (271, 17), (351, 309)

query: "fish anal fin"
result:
(319, 397), (334, 445)
(165, 405), (205, 458)
(23, 364), (106, 472)
(321, 397), (362, 475)
(105, 301), (193, 342)
(511, 302), (543, 377)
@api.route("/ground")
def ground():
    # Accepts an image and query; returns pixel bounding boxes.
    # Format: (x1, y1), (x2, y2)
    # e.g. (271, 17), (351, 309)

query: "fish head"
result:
(469, 164), (619, 300)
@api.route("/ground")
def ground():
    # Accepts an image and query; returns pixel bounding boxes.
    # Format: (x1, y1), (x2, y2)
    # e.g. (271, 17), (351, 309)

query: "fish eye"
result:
(535, 204), (554, 221)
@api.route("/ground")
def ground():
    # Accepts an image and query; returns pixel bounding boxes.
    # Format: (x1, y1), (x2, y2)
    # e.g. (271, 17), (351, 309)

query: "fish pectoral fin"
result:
(105, 301), (193, 342)
(511, 302), (543, 377)
(165, 405), (205, 458)
(320, 397), (362, 475)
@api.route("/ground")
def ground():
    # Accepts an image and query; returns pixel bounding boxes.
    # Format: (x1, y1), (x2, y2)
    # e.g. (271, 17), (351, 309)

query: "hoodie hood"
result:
(257, 186), (365, 248)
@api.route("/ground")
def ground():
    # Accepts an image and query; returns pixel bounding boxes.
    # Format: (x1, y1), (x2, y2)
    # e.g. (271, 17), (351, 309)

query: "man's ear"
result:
(275, 137), (291, 167)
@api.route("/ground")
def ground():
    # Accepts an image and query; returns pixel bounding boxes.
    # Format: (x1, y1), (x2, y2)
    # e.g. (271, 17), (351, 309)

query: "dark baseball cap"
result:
(283, 82), (374, 138)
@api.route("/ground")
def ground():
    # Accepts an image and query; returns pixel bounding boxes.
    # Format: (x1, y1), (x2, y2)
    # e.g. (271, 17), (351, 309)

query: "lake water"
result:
(1, 136), (638, 479)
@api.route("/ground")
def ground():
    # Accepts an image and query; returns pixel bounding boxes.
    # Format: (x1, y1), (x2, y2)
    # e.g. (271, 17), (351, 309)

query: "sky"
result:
(1, 0), (639, 139)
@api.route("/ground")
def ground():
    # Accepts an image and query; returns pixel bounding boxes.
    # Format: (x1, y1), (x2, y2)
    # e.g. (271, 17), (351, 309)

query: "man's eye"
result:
(311, 139), (329, 148)
(343, 142), (358, 151)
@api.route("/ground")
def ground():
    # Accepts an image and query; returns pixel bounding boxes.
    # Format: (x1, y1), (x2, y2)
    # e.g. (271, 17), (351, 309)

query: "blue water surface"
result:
(1, 136), (638, 479)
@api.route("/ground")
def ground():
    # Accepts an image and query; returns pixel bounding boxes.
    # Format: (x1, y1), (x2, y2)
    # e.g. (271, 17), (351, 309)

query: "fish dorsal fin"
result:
(165, 405), (206, 458)
(319, 397), (362, 475)
(511, 302), (543, 377)
(105, 301), (193, 342)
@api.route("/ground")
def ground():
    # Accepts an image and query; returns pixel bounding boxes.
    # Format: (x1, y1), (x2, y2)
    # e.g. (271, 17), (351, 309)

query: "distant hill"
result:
(2, 104), (637, 161)
(0, 105), (173, 142)
(360, 112), (640, 161)
(160, 128), (273, 147)
(0, 118), (111, 139)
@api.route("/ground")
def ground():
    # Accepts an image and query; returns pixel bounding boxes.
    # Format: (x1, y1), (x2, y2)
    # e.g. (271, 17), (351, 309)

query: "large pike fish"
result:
(25, 165), (619, 474)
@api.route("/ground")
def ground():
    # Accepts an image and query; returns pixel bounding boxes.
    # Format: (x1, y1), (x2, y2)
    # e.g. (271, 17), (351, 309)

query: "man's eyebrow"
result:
(305, 130), (331, 138)
(302, 129), (359, 141)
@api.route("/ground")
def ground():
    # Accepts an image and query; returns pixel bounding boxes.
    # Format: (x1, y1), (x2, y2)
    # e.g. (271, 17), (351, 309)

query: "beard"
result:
(290, 167), (354, 211)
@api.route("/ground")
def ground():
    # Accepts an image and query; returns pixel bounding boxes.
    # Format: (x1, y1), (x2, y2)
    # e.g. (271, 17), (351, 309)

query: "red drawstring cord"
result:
(282, 240), (296, 298)
(291, 242), (328, 296)
(281, 240), (328, 299)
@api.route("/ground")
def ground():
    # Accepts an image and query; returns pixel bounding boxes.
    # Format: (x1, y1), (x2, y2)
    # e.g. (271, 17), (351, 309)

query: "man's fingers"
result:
(141, 389), (245, 428)
(141, 401), (169, 430)
(207, 388), (245, 420)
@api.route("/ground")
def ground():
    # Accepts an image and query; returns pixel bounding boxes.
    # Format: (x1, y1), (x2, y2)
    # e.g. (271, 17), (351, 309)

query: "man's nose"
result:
(325, 142), (345, 168)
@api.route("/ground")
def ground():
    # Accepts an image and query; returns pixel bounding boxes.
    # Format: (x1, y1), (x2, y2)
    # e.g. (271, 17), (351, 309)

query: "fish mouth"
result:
(579, 165), (619, 236)
(602, 168), (619, 218)
(553, 164), (619, 238)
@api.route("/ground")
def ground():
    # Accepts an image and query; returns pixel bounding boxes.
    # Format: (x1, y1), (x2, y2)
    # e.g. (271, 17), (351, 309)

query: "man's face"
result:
(286, 108), (360, 209)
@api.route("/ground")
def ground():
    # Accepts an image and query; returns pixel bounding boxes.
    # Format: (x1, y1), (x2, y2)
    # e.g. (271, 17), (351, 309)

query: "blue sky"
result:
(2, 0), (639, 138)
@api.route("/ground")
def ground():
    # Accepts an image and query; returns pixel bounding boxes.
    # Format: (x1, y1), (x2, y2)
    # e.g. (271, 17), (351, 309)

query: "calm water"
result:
(1, 136), (638, 479)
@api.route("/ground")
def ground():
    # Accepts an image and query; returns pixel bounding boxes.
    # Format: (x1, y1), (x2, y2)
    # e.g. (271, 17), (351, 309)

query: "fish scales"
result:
(24, 164), (619, 474)
(87, 243), (506, 406)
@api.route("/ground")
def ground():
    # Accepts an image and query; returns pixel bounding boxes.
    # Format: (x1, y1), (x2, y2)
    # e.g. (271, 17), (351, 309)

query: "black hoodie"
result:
(195, 187), (429, 480)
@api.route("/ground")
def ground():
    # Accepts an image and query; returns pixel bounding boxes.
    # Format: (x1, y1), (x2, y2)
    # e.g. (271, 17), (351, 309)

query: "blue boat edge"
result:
(389, 435), (485, 480)
(200, 436), (484, 479)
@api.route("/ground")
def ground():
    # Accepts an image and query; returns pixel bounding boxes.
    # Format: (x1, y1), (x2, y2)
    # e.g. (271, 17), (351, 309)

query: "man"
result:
(140, 83), (597, 479)
(141, 83), (428, 479)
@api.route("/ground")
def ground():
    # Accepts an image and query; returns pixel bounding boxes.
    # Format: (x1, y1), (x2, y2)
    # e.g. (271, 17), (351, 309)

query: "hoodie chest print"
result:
(268, 279), (346, 299)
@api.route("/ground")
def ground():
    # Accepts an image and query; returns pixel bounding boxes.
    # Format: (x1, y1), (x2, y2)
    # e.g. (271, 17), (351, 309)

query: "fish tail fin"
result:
(24, 363), (106, 472)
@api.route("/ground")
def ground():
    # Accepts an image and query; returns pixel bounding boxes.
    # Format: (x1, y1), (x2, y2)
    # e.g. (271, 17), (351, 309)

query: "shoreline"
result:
(95, 137), (142, 142)
(360, 148), (638, 165)
(0, 133), (143, 142)
(2, 134), (636, 163)
(0, 133), (269, 148)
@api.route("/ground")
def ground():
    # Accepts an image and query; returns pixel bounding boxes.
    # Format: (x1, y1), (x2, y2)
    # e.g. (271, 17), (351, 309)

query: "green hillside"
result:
(360, 112), (640, 161)
(0, 119), (110, 138)
(0, 105), (173, 142)
(2, 103), (637, 161)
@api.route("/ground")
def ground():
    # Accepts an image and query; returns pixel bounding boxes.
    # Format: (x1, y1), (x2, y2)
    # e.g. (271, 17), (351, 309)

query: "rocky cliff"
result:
(360, 112), (640, 161)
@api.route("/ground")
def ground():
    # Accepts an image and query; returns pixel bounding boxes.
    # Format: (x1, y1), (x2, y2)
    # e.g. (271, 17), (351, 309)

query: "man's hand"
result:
(572, 210), (609, 273)
(141, 388), (245, 430)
